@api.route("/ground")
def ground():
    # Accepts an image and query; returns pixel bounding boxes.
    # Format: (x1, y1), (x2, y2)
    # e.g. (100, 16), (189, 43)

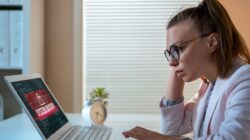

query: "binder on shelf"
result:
(9, 0), (22, 4)
(0, 0), (22, 5)
(10, 11), (22, 67)
(0, 0), (8, 5)
(0, 11), (10, 68)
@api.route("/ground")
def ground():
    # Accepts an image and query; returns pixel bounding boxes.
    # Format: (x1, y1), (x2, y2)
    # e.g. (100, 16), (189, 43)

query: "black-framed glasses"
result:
(164, 33), (211, 62)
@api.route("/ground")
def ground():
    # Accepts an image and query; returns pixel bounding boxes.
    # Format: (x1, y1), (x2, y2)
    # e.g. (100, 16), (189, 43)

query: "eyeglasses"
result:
(164, 33), (211, 62)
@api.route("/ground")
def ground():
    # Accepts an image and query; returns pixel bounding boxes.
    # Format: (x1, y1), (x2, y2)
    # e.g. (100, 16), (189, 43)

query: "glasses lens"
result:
(170, 45), (179, 60)
(164, 50), (170, 61)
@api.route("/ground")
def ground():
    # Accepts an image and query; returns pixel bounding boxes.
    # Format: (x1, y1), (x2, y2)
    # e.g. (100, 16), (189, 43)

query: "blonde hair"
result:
(167, 0), (250, 78)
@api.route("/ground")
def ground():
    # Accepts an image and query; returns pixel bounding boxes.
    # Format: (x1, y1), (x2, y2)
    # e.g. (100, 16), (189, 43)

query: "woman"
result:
(123, 0), (250, 139)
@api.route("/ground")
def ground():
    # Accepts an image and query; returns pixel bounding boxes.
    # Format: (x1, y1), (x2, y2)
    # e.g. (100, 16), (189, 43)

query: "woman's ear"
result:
(207, 33), (218, 53)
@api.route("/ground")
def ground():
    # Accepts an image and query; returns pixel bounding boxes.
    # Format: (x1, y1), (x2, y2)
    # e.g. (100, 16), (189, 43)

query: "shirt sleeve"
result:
(160, 81), (208, 136)
(162, 96), (184, 107)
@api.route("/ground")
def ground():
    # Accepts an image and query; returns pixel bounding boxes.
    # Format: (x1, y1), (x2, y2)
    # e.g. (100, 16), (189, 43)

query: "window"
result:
(83, 0), (201, 114)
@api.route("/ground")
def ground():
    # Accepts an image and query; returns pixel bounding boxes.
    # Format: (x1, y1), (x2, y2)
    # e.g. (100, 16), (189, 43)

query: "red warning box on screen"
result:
(24, 89), (58, 120)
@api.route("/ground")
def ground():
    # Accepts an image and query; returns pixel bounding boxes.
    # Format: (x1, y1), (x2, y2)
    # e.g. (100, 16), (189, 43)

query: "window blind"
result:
(83, 0), (201, 114)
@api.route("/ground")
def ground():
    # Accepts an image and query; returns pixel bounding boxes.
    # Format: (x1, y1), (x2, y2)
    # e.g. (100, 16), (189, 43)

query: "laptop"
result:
(4, 73), (112, 140)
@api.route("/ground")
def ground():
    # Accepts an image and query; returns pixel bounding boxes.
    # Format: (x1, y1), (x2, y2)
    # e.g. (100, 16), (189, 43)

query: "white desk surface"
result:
(0, 113), (161, 140)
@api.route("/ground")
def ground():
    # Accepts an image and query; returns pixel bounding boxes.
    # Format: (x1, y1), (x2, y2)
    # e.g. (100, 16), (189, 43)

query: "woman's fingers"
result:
(122, 126), (155, 140)
(123, 126), (180, 140)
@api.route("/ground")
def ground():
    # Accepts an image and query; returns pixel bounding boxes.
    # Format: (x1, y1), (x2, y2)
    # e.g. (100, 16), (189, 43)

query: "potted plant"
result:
(86, 87), (109, 106)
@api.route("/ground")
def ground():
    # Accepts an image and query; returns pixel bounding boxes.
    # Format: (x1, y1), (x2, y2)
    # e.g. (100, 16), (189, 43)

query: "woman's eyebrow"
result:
(166, 38), (186, 49)
(166, 40), (182, 49)
(172, 40), (185, 46)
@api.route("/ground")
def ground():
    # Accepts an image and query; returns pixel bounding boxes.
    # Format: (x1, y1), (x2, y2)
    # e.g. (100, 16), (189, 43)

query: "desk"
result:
(0, 113), (161, 140)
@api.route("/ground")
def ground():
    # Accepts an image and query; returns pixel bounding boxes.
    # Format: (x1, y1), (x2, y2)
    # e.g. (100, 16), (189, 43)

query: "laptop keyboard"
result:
(62, 125), (112, 140)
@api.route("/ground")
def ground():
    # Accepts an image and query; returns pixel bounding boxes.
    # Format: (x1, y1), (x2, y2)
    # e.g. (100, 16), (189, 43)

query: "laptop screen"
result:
(11, 78), (68, 139)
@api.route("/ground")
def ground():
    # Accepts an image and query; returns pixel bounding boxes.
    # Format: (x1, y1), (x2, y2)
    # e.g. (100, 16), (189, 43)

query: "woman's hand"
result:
(165, 69), (185, 101)
(122, 126), (180, 140)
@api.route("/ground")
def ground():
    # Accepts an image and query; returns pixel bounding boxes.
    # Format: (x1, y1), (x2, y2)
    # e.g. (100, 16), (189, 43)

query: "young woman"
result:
(123, 0), (250, 139)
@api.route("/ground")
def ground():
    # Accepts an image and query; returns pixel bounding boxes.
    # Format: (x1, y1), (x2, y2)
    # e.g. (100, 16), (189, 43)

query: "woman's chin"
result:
(182, 77), (192, 82)
(182, 75), (197, 82)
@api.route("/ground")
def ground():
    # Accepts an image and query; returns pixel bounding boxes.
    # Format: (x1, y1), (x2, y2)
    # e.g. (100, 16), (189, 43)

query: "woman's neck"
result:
(202, 61), (219, 83)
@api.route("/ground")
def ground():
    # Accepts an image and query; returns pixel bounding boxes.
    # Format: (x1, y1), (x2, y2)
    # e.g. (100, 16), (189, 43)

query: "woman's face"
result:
(166, 20), (213, 82)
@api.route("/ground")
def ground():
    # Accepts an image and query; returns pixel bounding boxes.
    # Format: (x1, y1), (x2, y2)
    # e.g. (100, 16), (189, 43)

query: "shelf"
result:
(0, 5), (22, 10)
